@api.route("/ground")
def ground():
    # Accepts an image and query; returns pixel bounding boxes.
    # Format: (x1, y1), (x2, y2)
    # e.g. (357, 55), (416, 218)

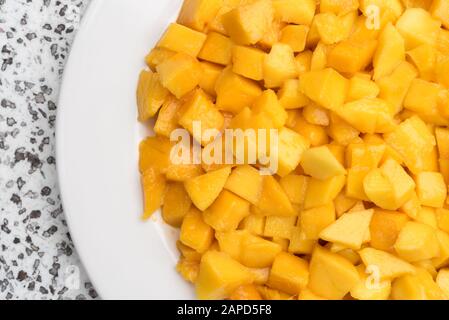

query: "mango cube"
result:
(350, 265), (392, 300)
(370, 210), (409, 252)
(230, 285), (263, 300)
(320, 0), (358, 15)
(373, 23), (405, 80)
(240, 212), (266, 236)
(305, 175), (346, 209)
(300, 68), (349, 111)
(177, 0), (222, 31)
(430, 0), (449, 28)
(407, 44), (437, 81)
(396, 8), (441, 50)
(154, 97), (181, 138)
(162, 183), (192, 227)
(222, 0), (274, 45)
(347, 76), (380, 102)
(224, 165), (263, 205)
(327, 39), (378, 74)
(157, 53), (202, 98)
(184, 167), (232, 211)
(437, 269), (449, 297)
(280, 25), (309, 52)
(314, 13), (349, 45)
(240, 233), (283, 268)
(145, 48), (175, 71)
(300, 146), (346, 180)
(198, 61), (223, 96)
(267, 252), (309, 295)
(300, 202), (336, 240)
(359, 247), (415, 280)
(264, 216), (296, 239)
(180, 208), (214, 253)
(391, 268), (447, 300)
(198, 32), (233, 65)
(278, 79), (310, 110)
(196, 251), (253, 300)
(273, 0), (316, 25)
(264, 43), (298, 88)
(279, 175), (309, 205)
(320, 209), (374, 250)
(139, 136), (172, 174)
(276, 127), (310, 177)
(232, 45), (266, 81)
(141, 168), (166, 220)
(309, 246), (359, 300)
(136, 70), (169, 122)
(394, 221), (440, 262)
(436, 127), (449, 159)
(252, 90), (288, 128)
(215, 67), (262, 114)
(288, 227), (316, 255)
(257, 175), (296, 216)
(415, 172), (447, 208)
(157, 23), (206, 57)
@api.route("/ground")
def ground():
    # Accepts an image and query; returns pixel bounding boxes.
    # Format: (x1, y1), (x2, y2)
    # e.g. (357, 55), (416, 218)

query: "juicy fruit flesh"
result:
(137, 0), (449, 301)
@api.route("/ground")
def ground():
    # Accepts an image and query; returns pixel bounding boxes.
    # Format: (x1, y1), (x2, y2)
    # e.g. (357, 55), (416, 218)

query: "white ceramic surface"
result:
(56, 0), (194, 300)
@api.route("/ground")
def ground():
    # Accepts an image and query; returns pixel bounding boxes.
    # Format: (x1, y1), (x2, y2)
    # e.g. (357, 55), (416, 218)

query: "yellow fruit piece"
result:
(241, 233), (283, 268)
(257, 175), (296, 216)
(252, 90), (288, 128)
(157, 53), (201, 99)
(303, 104), (330, 126)
(136, 70), (169, 122)
(264, 43), (298, 88)
(240, 212), (266, 236)
(177, 241), (202, 262)
(184, 167), (232, 211)
(198, 62), (222, 97)
(276, 127), (310, 177)
(222, 0), (274, 45)
(373, 23), (405, 81)
(288, 227), (316, 255)
(292, 115), (330, 147)
(327, 39), (378, 74)
(310, 42), (329, 72)
(370, 210), (409, 252)
(328, 114), (360, 146)
(391, 268), (447, 300)
(180, 208), (214, 253)
(178, 89), (224, 145)
(346, 142), (386, 169)
(432, 229), (449, 268)
(139, 136), (172, 174)
(162, 183), (192, 227)
(278, 79), (310, 110)
(300, 68), (349, 111)
(141, 168), (166, 220)
(257, 286), (293, 300)
(248, 268), (270, 285)
(145, 47), (175, 71)
(279, 175), (308, 206)
(436, 58), (449, 89)
(230, 284), (263, 300)
(267, 252), (309, 295)
(204, 190), (250, 232)
(177, 0), (222, 31)
(360, 0), (404, 25)
(415, 206), (438, 228)
(272, 0), (316, 25)
(404, 79), (447, 126)
(430, 0), (449, 29)
(280, 25), (308, 53)
(154, 97), (180, 138)
(157, 23), (206, 57)
(215, 67), (262, 114)
(166, 162), (204, 182)
(400, 191), (421, 219)
(415, 172), (447, 208)
(436, 127), (449, 159)
(298, 289), (327, 300)
(350, 265), (392, 300)
(198, 32), (233, 65)
(264, 216), (296, 239)
(359, 247), (415, 280)
(305, 175), (346, 209)
(402, 0), (433, 9)
(334, 192), (358, 217)
(232, 45), (266, 81)
(309, 246), (359, 300)
(258, 18), (285, 49)
(320, 0), (358, 15)
(347, 76), (380, 102)
(337, 98), (396, 134)
(295, 50), (312, 75)
(320, 209), (374, 250)
(177, 258), (199, 283)
(376, 61), (417, 114)
(215, 230), (245, 260)
(224, 165), (263, 205)
(301, 146), (346, 180)
(436, 208), (449, 234)
(407, 44), (437, 81)
(301, 202), (336, 240)
(396, 8), (441, 50)
(196, 251), (253, 300)
(394, 221), (440, 262)
(384, 115), (436, 174)
(437, 269), (449, 297)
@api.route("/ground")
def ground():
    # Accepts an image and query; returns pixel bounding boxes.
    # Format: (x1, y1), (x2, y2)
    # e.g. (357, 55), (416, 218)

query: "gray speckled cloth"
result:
(0, 0), (98, 300)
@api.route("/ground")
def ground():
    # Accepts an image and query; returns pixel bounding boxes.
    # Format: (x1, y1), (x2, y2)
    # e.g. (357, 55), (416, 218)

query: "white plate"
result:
(57, 0), (195, 300)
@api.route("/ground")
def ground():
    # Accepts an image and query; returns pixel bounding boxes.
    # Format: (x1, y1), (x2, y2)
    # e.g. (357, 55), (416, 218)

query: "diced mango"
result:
(347, 76), (380, 102)
(320, 209), (374, 250)
(303, 104), (330, 126)
(180, 208), (214, 253)
(430, 0), (449, 29)
(162, 183), (192, 227)
(370, 210), (409, 252)
(280, 25), (309, 53)
(136, 70), (169, 122)
(215, 67), (262, 114)
(359, 247), (415, 280)
(139, 136), (173, 174)
(300, 68), (349, 111)
(437, 269), (449, 297)
(252, 90), (288, 128)
(196, 251), (254, 300)
(305, 175), (346, 209)
(273, 0), (316, 25)
(240, 212), (266, 236)
(276, 127), (310, 177)
(177, 0), (222, 31)
(309, 246), (359, 300)
(278, 79), (310, 110)
(436, 127), (449, 159)
(415, 172), (447, 208)
(184, 167), (232, 211)
(230, 284), (263, 300)
(267, 252), (309, 295)
(327, 39), (378, 74)
(145, 48), (176, 71)
(257, 175), (296, 216)
(157, 23), (207, 57)
(240, 233), (283, 268)
(407, 44), (437, 81)
(222, 0), (274, 45)
(141, 168), (166, 220)
(264, 43), (298, 88)
(279, 175), (308, 206)
(198, 32), (233, 65)
(391, 268), (447, 300)
(301, 202), (336, 240)
(224, 165), (263, 205)
(232, 45), (266, 81)
(350, 265), (392, 300)
(264, 216), (296, 239)
(301, 146), (346, 180)
(373, 23), (405, 80)
(198, 61), (223, 96)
